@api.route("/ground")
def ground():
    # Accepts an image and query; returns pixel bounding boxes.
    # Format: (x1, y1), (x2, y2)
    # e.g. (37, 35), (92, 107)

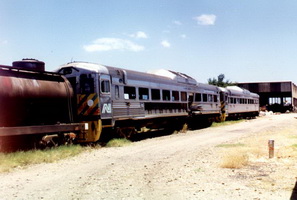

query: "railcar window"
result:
(80, 75), (94, 94)
(115, 85), (120, 99)
(101, 80), (110, 93)
(202, 94), (206, 102)
(162, 90), (171, 101)
(181, 92), (187, 101)
(230, 98), (235, 104)
(152, 89), (160, 100)
(195, 93), (201, 102)
(214, 95), (218, 102)
(172, 91), (179, 101)
(208, 94), (213, 102)
(139, 88), (149, 100)
(124, 86), (136, 100)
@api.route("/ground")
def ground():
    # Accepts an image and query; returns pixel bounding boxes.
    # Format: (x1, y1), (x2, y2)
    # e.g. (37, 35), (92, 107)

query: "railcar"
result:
(56, 62), (221, 140)
(219, 86), (259, 120)
(0, 59), (86, 151)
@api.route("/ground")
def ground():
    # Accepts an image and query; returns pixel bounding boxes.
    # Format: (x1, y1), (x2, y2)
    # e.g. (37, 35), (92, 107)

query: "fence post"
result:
(268, 139), (274, 158)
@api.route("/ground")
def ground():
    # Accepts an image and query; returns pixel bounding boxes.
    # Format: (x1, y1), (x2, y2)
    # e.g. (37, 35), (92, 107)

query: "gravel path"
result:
(0, 113), (297, 200)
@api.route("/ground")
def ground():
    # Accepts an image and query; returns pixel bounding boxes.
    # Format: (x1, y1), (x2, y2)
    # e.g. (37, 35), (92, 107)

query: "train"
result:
(0, 59), (259, 150)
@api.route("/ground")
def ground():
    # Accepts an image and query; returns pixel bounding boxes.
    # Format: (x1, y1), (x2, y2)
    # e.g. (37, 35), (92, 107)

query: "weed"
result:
(212, 120), (244, 127)
(106, 138), (132, 147)
(0, 145), (85, 173)
(220, 149), (249, 169)
(216, 143), (245, 148)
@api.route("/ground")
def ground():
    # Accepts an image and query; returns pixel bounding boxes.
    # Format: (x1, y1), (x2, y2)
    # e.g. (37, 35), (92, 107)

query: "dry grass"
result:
(0, 145), (88, 173)
(220, 148), (249, 169)
(212, 120), (244, 127)
(106, 138), (132, 147)
(216, 125), (297, 192)
(218, 128), (297, 169)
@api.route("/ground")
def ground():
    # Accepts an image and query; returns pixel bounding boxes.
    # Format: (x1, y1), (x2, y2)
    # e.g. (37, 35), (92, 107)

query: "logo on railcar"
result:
(102, 103), (112, 113)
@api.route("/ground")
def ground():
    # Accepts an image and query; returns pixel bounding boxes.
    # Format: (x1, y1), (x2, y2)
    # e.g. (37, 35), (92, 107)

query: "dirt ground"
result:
(1, 113), (297, 200)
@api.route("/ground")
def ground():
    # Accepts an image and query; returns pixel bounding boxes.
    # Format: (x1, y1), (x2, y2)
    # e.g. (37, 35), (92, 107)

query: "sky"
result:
(1, 0), (297, 84)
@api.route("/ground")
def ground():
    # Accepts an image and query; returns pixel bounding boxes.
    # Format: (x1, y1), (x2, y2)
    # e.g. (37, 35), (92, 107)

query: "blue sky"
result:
(1, 0), (297, 83)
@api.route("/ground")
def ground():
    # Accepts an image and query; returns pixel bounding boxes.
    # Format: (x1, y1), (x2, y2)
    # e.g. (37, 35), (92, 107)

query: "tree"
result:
(207, 74), (235, 87)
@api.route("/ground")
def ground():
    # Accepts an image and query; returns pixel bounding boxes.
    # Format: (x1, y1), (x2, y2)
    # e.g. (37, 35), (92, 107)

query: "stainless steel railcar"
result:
(57, 62), (221, 140)
(219, 86), (259, 120)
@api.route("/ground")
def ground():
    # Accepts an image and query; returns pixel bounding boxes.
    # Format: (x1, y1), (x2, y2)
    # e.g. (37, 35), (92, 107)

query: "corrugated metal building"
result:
(237, 81), (297, 112)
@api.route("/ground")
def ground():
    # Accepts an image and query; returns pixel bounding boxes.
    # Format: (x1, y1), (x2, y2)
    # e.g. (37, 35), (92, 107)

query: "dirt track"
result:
(1, 113), (297, 200)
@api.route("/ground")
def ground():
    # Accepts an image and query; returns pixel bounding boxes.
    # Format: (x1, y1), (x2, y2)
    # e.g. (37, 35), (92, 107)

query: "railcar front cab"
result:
(57, 63), (112, 143)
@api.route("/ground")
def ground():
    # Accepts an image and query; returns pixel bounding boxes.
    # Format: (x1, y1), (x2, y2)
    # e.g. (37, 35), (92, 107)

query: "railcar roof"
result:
(57, 62), (109, 74)
(147, 69), (197, 85)
(103, 65), (178, 84)
(226, 86), (259, 98)
(197, 82), (220, 91)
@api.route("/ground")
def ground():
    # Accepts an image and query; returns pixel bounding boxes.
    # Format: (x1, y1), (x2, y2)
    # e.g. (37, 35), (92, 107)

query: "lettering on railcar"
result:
(102, 103), (112, 113)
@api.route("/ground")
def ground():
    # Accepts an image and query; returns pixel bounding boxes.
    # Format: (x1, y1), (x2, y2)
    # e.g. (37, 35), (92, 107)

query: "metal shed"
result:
(237, 81), (297, 112)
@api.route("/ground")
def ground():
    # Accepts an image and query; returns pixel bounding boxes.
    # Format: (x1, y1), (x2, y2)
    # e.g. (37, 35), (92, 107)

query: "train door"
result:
(99, 74), (112, 121)
(188, 92), (194, 112)
(77, 73), (102, 142)
(219, 91), (228, 121)
(77, 74), (100, 119)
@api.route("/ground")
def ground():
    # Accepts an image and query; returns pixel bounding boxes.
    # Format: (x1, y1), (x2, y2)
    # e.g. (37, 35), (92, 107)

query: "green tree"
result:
(207, 74), (235, 87)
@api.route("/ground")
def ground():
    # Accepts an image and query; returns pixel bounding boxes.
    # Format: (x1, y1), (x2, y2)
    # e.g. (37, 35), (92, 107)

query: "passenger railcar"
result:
(219, 86), (259, 120)
(56, 62), (221, 140)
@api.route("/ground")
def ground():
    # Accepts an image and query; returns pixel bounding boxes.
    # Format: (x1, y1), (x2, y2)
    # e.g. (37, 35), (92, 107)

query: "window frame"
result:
(151, 89), (161, 100)
(124, 86), (136, 100)
(139, 87), (149, 100)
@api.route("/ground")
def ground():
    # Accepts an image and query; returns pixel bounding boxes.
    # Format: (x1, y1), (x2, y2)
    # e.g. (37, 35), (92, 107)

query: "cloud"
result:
(161, 40), (171, 48)
(194, 14), (217, 25)
(129, 31), (148, 39)
(84, 38), (144, 52)
(173, 20), (182, 25)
